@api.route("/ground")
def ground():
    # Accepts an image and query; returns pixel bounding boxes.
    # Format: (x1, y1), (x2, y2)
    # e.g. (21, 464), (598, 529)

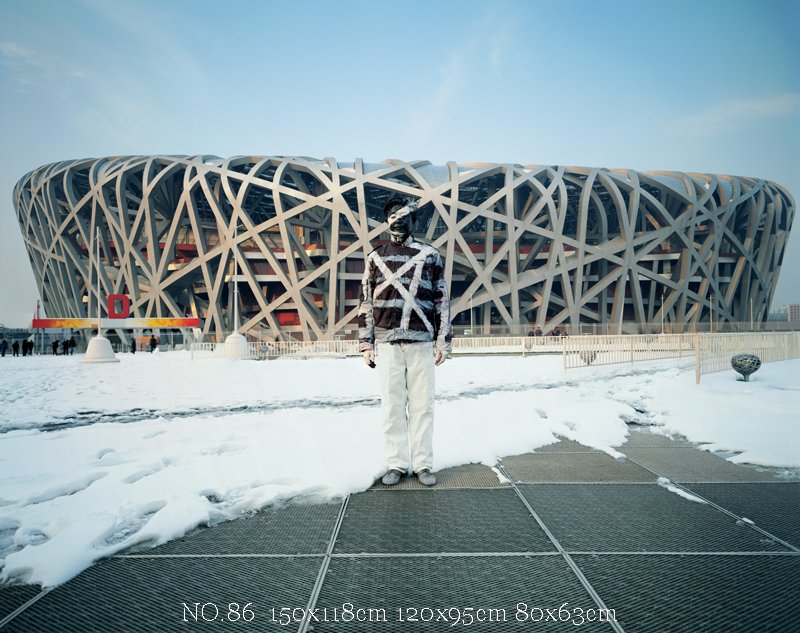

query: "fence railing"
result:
(562, 332), (800, 383)
(452, 336), (563, 354)
(188, 332), (800, 385)
(695, 332), (800, 383)
(562, 334), (696, 370)
(190, 340), (361, 360)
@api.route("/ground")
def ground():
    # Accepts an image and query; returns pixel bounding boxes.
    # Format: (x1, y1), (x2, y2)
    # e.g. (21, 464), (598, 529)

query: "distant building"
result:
(13, 155), (797, 341)
(788, 305), (800, 322)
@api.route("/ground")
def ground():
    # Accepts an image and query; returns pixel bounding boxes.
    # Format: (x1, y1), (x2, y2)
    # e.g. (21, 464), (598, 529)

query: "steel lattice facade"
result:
(13, 155), (795, 341)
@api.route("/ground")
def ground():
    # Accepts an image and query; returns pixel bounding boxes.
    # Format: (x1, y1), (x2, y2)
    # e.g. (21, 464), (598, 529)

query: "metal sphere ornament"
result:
(731, 354), (761, 382)
(580, 350), (598, 366)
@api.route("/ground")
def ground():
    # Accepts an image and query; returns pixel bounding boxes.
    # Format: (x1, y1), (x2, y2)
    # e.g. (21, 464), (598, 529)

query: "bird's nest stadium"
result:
(13, 155), (795, 342)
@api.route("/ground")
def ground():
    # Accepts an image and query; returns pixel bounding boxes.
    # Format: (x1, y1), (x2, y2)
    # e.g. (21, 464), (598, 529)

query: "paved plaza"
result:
(1, 429), (798, 632)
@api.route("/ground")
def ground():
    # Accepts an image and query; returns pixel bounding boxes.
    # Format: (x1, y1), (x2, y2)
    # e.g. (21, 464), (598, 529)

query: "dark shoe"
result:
(416, 469), (436, 486)
(381, 469), (404, 486)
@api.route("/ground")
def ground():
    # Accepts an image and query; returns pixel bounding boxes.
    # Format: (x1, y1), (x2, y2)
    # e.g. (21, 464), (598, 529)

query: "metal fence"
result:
(452, 336), (563, 354)
(189, 336), (570, 360)
(188, 332), (800, 386)
(562, 334), (696, 370)
(695, 332), (800, 383)
(562, 332), (800, 383)
(189, 340), (360, 361)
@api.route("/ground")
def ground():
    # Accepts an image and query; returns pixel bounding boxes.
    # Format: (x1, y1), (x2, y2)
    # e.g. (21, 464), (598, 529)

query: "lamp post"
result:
(223, 216), (248, 358)
(82, 225), (119, 363)
(233, 220), (239, 335)
(470, 295), (474, 335)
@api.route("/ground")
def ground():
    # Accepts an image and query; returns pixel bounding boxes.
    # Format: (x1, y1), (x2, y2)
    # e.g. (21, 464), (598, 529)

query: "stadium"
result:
(13, 155), (795, 342)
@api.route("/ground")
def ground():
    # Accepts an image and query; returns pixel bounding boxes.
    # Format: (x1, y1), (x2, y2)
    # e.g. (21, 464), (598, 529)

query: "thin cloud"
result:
(78, 0), (208, 87)
(407, 12), (516, 148)
(673, 94), (800, 137)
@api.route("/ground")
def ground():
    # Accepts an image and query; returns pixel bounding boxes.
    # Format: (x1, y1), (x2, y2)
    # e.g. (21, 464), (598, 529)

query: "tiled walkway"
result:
(1, 430), (798, 632)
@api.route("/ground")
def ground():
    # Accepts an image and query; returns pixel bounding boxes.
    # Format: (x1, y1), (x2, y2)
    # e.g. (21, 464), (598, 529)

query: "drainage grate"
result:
(572, 554), (800, 633)
(0, 584), (42, 622)
(315, 556), (615, 631)
(518, 484), (790, 553)
(502, 453), (654, 483)
(2, 556), (322, 632)
(334, 489), (556, 554)
(621, 430), (693, 448)
(682, 483), (800, 548)
(370, 463), (508, 490)
(622, 447), (777, 483)
(118, 502), (341, 556)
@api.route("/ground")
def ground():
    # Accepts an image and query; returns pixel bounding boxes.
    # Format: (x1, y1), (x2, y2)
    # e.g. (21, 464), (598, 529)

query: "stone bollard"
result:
(731, 353), (761, 382)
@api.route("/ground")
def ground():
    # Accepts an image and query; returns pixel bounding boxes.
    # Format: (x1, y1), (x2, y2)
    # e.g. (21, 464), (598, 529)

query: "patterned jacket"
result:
(358, 236), (452, 353)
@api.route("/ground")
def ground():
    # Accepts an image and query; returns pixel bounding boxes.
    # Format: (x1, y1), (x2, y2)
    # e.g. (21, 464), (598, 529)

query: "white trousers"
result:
(376, 341), (435, 473)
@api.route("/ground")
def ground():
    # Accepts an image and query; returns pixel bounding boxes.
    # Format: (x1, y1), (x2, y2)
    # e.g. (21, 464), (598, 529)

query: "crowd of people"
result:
(0, 336), (77, 357)
(1, 334), (160, 357)
(527, 326), (568, 337)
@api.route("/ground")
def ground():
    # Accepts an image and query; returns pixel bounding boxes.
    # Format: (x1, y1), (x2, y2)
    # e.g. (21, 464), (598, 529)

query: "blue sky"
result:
(1, 0), (798, 326)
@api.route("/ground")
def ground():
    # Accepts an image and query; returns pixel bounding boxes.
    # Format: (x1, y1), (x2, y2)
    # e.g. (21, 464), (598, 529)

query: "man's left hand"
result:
(435, 349), (448, 366)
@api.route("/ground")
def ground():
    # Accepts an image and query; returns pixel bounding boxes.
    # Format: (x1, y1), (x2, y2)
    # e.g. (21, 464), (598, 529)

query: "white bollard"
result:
(81, 335), (120, 364)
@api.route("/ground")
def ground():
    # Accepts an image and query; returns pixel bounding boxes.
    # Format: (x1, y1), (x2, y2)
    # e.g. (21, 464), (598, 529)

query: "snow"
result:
(656, 477), (708, 504)
(1, 352), (798, 587)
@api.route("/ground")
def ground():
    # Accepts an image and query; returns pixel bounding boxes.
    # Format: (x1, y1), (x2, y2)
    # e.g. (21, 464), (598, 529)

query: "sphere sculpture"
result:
(579, 350), (598, 366)
(731, 354), (761, 382)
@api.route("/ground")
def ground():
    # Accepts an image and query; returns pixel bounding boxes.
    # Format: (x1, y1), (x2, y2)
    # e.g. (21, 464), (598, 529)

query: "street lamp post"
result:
(470, 296), (473, 335)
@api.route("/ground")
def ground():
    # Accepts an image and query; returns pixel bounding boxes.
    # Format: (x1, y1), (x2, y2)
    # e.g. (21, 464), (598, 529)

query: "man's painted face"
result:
(388, 204), (416, 238)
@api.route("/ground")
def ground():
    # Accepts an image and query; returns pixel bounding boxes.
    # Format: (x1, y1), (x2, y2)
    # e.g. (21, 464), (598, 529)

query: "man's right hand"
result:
(362, 349), (376, 368)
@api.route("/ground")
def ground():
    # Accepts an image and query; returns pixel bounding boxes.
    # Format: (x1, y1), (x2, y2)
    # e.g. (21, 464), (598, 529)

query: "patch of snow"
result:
(656, 477), (708, 504)
(490, 466), (511, 484)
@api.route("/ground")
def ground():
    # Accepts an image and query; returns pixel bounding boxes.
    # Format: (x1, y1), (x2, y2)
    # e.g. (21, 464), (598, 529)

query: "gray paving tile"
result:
(3, 556), (322, 632)
(502, 452), (655, 483)
(519, 484), (790, 553)
(621, 429), (693, 448)
(316, 556), (614, 631)
(622, 447), (779, 482)
(533, 439), (602, 452)
(335, 489), (556, 554)
(0, 584), (41, 622)
(682, 483), (800, 548)
(572, 554), (800, 633)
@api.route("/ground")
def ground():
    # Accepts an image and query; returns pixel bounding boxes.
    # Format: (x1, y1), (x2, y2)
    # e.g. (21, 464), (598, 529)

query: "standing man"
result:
(359, 197), (452, 487)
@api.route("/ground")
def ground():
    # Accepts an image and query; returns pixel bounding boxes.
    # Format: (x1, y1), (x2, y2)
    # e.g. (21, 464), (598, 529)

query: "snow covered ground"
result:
(0, 351), (798, 587)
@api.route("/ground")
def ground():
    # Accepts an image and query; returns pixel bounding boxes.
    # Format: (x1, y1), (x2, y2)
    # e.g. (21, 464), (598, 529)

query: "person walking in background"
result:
(130, 338), (136, 354)
(21, 340), (27, 357)
(12, 341), (19, 357)
(51, 340), (59, 355)
(359, 196), (452, 487)
(62, 339), (69, 355)
(0, 339), (8, 357)
(149, 335), (157, 353)
(68, 336), (76, 355)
